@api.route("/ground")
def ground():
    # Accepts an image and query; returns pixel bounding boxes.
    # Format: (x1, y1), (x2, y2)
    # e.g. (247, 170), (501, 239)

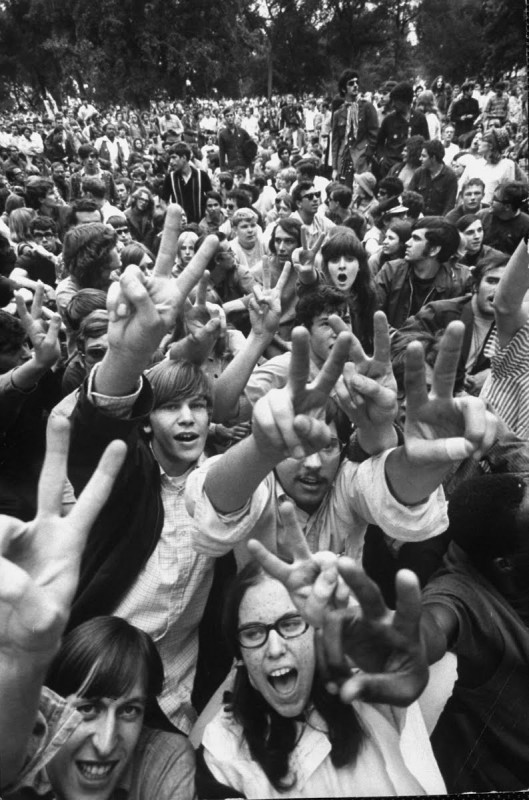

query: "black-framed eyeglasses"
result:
(237, 613), (309, 649)
(33, 231), (54, 240)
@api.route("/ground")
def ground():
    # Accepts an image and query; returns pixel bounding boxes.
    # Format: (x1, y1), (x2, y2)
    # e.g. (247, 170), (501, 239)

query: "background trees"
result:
(0, 0), (525, 109)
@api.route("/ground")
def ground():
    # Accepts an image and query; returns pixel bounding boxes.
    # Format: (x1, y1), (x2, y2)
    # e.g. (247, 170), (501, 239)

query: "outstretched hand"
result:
(291, 228), (325, 282)
(15, 283), (61, 370)
(169, 272), (224, 363)
(249, 257), (292, 339)
(403, 321), (497, 465)
(252, 324), (352, 460)
(333, 311), (398, 429)
(317, 559), (429, 706)
(0, 417), (126, 661)
(247, 502), (350, 628)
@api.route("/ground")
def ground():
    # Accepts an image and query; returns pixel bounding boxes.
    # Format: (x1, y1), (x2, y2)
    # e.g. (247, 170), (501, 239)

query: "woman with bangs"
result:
(7, 616), (196, 799)
(319, 227), (378, 353)
(196, 560), (445, 799)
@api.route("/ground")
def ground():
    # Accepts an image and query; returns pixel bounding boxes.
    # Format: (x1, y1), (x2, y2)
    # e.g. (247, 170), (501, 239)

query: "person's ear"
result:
(427, 243), (441, 259)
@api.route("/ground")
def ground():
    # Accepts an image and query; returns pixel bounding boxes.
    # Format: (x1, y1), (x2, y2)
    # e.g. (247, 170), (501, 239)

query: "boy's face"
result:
(149, 395), (209, 476)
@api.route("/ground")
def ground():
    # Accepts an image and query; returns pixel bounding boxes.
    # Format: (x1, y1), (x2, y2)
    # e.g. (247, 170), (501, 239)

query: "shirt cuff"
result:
(87, 362), (143, 419)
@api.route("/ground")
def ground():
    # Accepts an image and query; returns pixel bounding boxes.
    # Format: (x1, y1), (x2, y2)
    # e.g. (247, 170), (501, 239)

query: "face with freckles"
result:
(239, 577), (315, 717)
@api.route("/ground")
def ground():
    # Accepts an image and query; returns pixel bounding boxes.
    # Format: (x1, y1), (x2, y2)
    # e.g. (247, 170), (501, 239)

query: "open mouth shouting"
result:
(268, 667), (299, 694)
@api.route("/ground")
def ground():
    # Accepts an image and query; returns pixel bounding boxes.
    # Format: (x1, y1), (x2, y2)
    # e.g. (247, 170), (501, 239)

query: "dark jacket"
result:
(67, 379), (163, 630)
(217, 125), (253, 169)
(408, 164), (458, 216)
(449, 96), (480, 137)
(394, 293), (494, 387)
(331, 99), (379, 171)
(375, 110), (430, 175)
(375, 257), (472, 329)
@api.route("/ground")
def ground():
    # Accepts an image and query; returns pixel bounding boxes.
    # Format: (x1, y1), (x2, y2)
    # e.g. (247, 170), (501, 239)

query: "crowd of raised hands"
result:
(0, 198), (503, 794)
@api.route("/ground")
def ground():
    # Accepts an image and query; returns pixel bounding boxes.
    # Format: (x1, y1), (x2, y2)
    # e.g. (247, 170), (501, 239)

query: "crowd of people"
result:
(1, 68), (529, 799)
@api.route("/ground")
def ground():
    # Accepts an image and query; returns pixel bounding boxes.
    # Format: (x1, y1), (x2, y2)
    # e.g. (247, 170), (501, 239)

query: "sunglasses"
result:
(301, 191), (319, 201)
(347, 79), (359, 86)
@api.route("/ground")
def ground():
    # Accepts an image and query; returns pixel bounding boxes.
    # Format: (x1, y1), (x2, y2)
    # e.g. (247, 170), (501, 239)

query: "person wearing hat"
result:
(351, 170), (377, 215)
(375, 82), (430, 178)
(331, 69), (379, 187)
(458, 127), (516, 205)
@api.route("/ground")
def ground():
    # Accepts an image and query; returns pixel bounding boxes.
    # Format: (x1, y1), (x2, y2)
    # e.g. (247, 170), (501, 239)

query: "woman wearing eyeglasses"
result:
(196, 561), (445, 798)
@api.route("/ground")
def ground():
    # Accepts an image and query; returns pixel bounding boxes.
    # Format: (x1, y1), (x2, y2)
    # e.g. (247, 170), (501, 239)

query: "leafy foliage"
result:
(0, 0), (525, 108)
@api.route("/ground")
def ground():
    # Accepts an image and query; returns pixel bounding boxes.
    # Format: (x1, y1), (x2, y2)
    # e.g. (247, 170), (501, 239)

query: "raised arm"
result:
(491, 236), (529, 347)
(12, 285), (61, 391)
(212, 259), (291, 423)
(332, 311), (399, 455)
(204, 325), (352, 512)
(0, 418), (125, 789)
(93, 231), (218, 397)
(384, 321), (497, 505)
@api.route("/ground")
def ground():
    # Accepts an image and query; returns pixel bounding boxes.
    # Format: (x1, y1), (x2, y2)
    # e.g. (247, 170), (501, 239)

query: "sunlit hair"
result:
(8, 207), (35, 243)
(45, 616), (164, 708)
(220, 562), (365, 792)
(120, 242), (154, 271)
(146, 359), (214, 412)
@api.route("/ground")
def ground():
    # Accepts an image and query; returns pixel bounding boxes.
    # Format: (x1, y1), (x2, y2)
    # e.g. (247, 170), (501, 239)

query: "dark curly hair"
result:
(62, 223), (117, 289)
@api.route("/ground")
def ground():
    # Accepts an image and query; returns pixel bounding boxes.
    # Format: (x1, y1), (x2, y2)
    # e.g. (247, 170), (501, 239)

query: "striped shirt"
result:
(480, 317), (529, 438)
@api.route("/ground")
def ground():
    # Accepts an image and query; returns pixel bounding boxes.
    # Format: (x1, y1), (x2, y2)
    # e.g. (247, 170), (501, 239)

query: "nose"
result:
(303, 451), (322, 469)
(92, 712), (118, 757)
(266, 628), (287, 658)
(178, 402), (194, 424)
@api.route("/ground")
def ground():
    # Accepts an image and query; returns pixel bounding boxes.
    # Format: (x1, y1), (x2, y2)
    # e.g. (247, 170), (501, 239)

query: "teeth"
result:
(270, 667), (293, 677)
(77, 762), (114, 778)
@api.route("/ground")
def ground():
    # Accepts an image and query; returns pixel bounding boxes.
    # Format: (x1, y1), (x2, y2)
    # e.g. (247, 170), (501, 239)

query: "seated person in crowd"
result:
(376, 216), (471, 329)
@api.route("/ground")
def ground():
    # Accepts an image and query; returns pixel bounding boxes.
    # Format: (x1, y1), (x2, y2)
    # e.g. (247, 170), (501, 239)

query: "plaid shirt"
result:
(90, 369), (215, 734)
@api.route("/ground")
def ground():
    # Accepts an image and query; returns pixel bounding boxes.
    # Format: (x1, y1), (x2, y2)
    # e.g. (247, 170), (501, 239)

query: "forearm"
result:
(384, 447), (449, 505)
(204, 434), (279, 512)
(93, 348), (149, 396)
(8, 356), (50, 391)
(212, 331), (273, 422)
(493, 238), (529, 342)
(0, 654), (56, 789)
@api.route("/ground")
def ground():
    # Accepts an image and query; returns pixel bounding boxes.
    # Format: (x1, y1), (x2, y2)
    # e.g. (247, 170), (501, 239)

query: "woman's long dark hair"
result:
(320, 227), (378, 353)
(222, 562), (365, 792)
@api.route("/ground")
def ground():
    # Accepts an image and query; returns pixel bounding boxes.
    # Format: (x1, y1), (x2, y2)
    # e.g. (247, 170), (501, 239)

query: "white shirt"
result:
(186, 450), (448, 568)
(202, 702), (446, 798)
